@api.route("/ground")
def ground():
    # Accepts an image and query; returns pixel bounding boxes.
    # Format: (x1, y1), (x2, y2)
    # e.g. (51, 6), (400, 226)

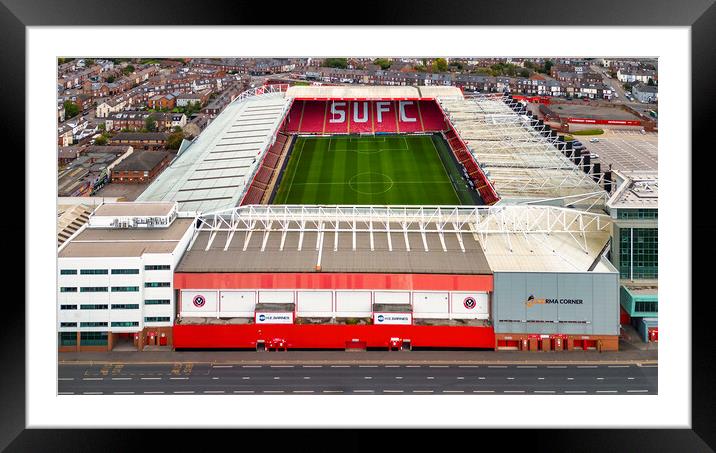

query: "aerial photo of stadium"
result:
(57, 59), (658, 358)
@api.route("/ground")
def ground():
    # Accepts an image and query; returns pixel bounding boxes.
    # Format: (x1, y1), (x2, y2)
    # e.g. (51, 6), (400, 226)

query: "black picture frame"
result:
(6, 0), (711, 450)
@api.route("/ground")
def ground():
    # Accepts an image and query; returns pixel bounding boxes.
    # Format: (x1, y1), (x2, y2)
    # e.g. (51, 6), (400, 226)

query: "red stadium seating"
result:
(348, 101), (373, 134)
(420, 101), (448, 131)
(284, 100), (450, 135)
(299, 101), (328, 134)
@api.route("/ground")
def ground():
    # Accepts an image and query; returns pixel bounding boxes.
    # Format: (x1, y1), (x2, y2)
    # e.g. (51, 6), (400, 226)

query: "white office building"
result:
(57, 202), (195, 351)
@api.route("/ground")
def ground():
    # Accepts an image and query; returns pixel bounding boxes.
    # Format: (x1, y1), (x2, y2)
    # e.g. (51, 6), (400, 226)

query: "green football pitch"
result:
(272, 135), (478, 205)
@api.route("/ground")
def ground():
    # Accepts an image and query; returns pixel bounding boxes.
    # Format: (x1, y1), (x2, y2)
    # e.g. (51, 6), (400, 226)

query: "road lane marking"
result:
(58, 392), (74, 395)
(413, 390), (434, 393)
(143, 391), (164, 394)
(385, 365), (400, 368)
(273, 377), (280, 380)
(113, 391), (134, 394)
(406, 365), (420, 368)
(537, 377), (545, 380)
(457, 377), (464, 380)
(506, 377), (515, 380)
(443, 390), (464, 393)
(548, 366), (566, 369)
(174, 391), (195, 394)
(458, 365), (478, 368)
(204, 390), (225, 394)
(383, 390), (404, 393)
(111, 377), (132, 381)
(242, 365), (262, 368)
(429, 365), (448, 368)
(608, 365), (629, 368)
(628, 377), (636, 380)
(353, 390), (374, 393)
(578, 366), (597, 369)
(364, 377), (372, 379)
(517, 366), (536, 369)
(170, 377), (188, 380)
(271, 365), (294, 368)
(567, 377), (574, 380)
(242, 377), (251, 380)
(82, 378), (103, 381)
(597, 390), (618, 393)
(302, 365), (322, 368)
(141, 377), (161, 380)
(427, 377), (434, 380)
(478, 377), (486, 380)
(473, 390), (494, 393)
(213, 365), (233, 368)
(293, 391), (315, 394)
(322, 390), (343, 393)
(596, 377), (605, 380)
(331, 365), (349, 368)
(58, 378), (74, 381)
(212, 377), (220, 380)
(627, 390), (649, 393)
(233, 390), (254, 394)
(488, 366), (507, 368)
(263, 391), (285, 394)
(565, 391), (587, 394)
(395, 377), (403, 379)
(534, 391), (555, 394)
(504, 391), (525, 393)
(359, 365), (378, 368)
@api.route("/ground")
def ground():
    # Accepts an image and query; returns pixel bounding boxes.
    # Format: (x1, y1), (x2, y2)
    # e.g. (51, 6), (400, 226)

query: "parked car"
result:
(589, 138), (600, 143)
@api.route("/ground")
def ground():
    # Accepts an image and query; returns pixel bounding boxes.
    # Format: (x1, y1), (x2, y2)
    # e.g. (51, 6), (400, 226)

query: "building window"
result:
(144, 299), (170, 305)
(59, 332), (77, 346)
(635, 301), (658, 313)
(617, 209), (658, 220)
(80, 269), (108, 275)
(60, 322), (77, 328)
(111, 304), (140, 310)
(111, 286), (139, 292)
(80, 331), (108, 345)
(60, 287), (77, 293)
(111, 269), (140, 275)
(111, 321), (140, 327)
(619, 227), (658, 280)
(60, 304), (77, 310)
(79, 322), (108, 328)
(80, 304), (109, 310)
(80, 287), (108, 293)
(60, 269), (77, 275)
(144, 264), (170, 271)
(145, 282), (170, 288)
(144, 316), (170, 323)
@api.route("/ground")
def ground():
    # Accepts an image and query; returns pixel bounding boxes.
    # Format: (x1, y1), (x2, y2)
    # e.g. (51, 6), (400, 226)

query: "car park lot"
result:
(584, 129), (658, 172)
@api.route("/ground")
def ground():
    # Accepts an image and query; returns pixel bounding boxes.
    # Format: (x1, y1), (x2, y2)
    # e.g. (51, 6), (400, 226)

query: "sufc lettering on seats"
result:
(329, 101), (417, 124)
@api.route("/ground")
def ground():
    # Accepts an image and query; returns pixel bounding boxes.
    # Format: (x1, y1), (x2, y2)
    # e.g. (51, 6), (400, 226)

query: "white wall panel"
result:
(258, 291), (294, 304)
(450, 292), (489, 319)
(220, 291), (256, 316)
(412, 292), (449, 319)
(181, 290), (218, 316)
(297, 291), (332, 316)
(374, 291), (410, 305)
(335, 291), (371, 316)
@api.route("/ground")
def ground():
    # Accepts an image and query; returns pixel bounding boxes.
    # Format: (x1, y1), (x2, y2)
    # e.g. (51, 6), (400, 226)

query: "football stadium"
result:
(59, 84), (622, 353)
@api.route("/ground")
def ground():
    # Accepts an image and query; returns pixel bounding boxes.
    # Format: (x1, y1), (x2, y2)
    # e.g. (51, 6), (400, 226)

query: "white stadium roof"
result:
(439, 93), (606, 209)
(137, 86), (290, 212)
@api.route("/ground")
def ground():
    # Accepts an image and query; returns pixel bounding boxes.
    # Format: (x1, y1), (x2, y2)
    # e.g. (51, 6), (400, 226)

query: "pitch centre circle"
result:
(348, 172), (394, 195)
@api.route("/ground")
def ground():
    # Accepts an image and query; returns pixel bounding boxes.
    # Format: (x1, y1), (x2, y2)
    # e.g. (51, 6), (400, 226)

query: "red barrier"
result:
(173, 323), (496, 349)
(513, 95), (552, 105)
(567, 117), (641, 126)
(175, 272), (494, 292)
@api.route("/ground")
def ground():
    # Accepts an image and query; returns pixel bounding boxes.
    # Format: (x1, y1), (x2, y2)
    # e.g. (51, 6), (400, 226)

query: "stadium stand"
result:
(442, 126), (500, 205)
(419, 101), (448, 131)
(348, 102), (374, 134)
(239, 132), (293, 206)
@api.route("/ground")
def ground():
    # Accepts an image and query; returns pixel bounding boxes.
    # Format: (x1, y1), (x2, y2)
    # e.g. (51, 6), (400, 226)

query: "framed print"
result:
(6, 0), (713, 450)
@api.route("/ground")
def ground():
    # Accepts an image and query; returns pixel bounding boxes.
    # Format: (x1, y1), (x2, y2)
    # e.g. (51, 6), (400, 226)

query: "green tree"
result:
(122, 64), (135, 75)
(373, 58), (391, 70)
(647, 78), (655, 86)
(166, 129), (185, 150)
(519, 69), (530, 78)
(94, 135), (108, 145)
(85, 58), (95, 66)
(432, 58), (448, 72)
(63, 100), (80, 119)
(98, 123), (106, 132)
(324, 58), (348, 69)
(145, 114), (158, 132)
(106, 75), (115, 83)
(544, 60), (554, 74)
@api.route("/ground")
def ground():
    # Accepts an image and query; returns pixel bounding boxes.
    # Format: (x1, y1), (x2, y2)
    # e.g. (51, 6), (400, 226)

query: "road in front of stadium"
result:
(58, 351), (657, 395)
